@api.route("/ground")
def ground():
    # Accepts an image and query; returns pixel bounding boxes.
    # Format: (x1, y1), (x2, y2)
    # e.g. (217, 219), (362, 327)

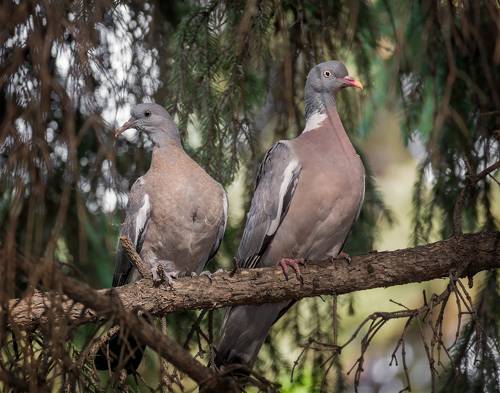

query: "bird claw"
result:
(150, 261), (178, 287)
(199, 270), (213, 282)
(329, 251), (351, 264)
(279, 258), (305, 283)
(150, 265), (164, 284)
(190, 270), (213, 282)
(338, 251), (351, 264)
(164, 271), (179, 287)
(230, 257), (240, 276)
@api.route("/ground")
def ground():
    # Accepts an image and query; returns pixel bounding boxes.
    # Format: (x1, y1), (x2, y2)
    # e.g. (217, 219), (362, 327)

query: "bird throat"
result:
(149, 128), (181, 149)
(304, 92), (357, 157)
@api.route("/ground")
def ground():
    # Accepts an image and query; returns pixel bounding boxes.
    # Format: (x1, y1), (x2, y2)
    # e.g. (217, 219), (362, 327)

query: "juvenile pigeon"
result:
(95, 103), (228, 372)
(215, 61), (365, 371)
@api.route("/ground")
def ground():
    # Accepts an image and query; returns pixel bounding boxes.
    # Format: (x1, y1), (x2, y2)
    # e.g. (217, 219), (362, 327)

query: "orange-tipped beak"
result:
(114, 118), (137, 138)
(343, 76), (364, 90)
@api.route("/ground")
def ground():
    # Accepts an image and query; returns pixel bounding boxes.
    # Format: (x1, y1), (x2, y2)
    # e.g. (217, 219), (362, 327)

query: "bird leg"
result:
(337, 251), (351, 264)
(279, 258), (305, 283)
(149, 260), (178, 286)
(230, 257), (240, 276)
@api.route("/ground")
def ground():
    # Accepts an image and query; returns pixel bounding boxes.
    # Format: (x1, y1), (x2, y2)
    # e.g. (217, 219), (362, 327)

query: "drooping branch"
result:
(453, 159), (499, 234)
(7, 231), (499, 330)
(8, 255), (237, 392)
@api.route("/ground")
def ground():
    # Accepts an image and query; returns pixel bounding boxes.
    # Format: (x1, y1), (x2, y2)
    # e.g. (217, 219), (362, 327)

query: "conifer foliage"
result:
(0, 1), (498, 391)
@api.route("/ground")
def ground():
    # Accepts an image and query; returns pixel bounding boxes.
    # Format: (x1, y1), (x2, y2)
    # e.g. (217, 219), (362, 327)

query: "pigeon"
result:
(214, 61), (365, 372)
(95, 103), (228, 373)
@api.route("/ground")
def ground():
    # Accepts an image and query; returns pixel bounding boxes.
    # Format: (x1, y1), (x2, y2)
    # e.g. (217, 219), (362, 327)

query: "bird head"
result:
(114, 103), (180, 146)
(306, 60), (363, 96)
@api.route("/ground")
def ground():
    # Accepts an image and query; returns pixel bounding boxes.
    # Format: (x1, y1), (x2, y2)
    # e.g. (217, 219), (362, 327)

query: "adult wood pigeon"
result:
(95, 103), (228, 373)
(214, 61), (365, 372)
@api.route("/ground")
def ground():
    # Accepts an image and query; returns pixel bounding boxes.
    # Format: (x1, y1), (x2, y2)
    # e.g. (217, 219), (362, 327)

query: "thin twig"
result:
(119, 236), (152, 280)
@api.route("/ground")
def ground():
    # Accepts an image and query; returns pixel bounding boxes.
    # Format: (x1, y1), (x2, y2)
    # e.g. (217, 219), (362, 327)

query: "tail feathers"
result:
(94, 330), (145, 373)
(214, 302), (289, 372)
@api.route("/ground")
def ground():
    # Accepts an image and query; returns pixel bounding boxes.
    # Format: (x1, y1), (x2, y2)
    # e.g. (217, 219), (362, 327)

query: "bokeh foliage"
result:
(0, 0), (498, 392)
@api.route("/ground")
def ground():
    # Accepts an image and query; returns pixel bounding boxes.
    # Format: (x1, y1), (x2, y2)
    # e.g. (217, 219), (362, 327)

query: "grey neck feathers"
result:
(304, 85), (337, 121)
(304, 86), (357, 156)
(146, 118), (181, 148)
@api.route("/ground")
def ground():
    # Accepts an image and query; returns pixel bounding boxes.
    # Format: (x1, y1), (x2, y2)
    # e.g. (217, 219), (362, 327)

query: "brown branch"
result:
(9, 256), (237, 392)
(306, 269), (474, 393)
(453, 159), (500, 235)
(119, 235), (152, 279)
(4, 231), (499, 392)
(77, 325), (120, 369)
(473, 160), (500, 181)
(7, 231), (499, 330)
(236, 0), (258, 58)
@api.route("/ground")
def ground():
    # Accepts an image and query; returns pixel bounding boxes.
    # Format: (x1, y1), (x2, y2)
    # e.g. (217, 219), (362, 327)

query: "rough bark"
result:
(8, 255), (237, 391)
(7, 231), (499, 330)
(120, 235), (152, 279)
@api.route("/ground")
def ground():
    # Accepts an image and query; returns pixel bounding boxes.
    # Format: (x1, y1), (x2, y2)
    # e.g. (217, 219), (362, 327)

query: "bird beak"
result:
(114, 118), (137, 139)
(342, 76), (364, 90)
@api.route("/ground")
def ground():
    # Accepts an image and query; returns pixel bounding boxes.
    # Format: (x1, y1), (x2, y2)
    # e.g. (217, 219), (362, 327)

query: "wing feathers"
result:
(207, 190), (228, 261)
(112, 178), (151, 287)
(237, 142), (301, 269)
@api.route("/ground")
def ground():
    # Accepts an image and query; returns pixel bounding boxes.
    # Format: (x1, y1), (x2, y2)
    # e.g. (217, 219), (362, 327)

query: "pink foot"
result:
(279, 258), (305, 282)
(339, 251), (352, 263)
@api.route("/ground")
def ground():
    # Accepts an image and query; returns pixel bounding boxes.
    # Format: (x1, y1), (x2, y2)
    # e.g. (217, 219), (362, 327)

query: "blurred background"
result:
(0, 1), (498, 392)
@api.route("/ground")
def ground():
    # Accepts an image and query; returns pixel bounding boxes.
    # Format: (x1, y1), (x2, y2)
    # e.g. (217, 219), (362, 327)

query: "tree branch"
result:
(120, 235), (152, 279)
(453, 159), (500, 234)
(7, 231), (499, 330)
(7, 255), (237, 391)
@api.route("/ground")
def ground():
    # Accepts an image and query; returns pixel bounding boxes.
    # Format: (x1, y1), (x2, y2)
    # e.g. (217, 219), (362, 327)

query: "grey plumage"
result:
(215, 61), (365, 370)
(112, 177), (150, 287)
(112, 103), (227, 285)
(95, 103), (227, 372)
(237, 142), (301, 269)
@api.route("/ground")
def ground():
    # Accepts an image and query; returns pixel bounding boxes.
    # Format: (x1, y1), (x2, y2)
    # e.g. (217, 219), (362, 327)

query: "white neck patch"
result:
(303, 112), (327, 133)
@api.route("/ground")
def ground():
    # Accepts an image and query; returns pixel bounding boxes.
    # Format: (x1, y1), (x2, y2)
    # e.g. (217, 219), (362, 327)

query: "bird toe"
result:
(200, 270), (213, 282)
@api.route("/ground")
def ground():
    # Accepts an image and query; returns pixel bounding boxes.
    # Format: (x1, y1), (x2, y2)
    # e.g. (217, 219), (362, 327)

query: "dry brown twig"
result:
(453, 159), (500, 235)
(119, 236), (152, 280)
(293, 271), (478, 393)
(159, 316), (184, 393)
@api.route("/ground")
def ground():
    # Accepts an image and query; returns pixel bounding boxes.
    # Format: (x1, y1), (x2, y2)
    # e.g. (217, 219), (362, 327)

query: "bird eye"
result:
(144, 110), (151, 117)
(323, 70), (334, 78)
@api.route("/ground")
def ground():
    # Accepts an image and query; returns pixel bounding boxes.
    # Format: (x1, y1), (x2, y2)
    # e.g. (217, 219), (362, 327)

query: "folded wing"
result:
(237, 142), (301, 269)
